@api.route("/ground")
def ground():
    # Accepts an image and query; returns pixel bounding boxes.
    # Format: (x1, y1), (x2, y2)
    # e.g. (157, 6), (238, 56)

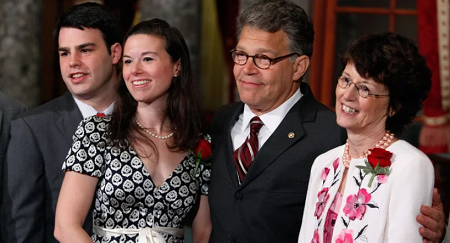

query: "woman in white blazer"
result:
(298, 32), (434, 243)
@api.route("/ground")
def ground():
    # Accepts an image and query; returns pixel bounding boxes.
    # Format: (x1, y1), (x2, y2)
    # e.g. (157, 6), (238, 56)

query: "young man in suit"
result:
(208, 0), (446, 242)
(1, 3), (122, 243)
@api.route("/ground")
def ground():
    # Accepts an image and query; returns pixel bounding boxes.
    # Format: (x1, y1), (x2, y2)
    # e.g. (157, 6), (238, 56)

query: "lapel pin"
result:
(288, 132), (295, 138)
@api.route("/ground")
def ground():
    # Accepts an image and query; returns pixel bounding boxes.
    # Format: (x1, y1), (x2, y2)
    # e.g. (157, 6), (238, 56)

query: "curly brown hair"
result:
(342, 32), (432, 133)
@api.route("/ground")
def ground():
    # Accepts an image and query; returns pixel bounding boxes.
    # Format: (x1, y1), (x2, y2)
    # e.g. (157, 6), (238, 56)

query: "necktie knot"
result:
(96, 112), (106, 117)
(249, 116), (264, 135)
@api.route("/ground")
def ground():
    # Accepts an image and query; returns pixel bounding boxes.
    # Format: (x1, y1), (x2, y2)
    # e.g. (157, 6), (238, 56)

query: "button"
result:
(234, 192), (243, 201)
(228, 235), (237, 243)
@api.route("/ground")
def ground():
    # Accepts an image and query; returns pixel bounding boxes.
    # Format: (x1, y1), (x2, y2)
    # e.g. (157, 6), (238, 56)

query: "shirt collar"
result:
(73, 97), (115, 119)
(241, 88), (302, 133)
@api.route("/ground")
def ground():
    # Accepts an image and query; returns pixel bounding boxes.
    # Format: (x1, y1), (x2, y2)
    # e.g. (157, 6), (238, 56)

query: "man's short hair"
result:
(53, 2), (121, 54)
(237, 0), (314, 58)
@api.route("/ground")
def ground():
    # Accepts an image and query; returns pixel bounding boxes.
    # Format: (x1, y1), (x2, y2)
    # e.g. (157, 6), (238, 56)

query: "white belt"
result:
(93, 225), (184, 243)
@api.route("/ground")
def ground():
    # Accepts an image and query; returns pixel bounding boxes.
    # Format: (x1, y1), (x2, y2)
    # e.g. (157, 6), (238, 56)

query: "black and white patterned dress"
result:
(62, 115), (210, 243)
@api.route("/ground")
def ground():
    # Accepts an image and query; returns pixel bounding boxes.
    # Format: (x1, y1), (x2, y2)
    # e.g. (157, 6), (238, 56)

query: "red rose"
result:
(194, 138), (212, 160)
(367, 148), (392, 169)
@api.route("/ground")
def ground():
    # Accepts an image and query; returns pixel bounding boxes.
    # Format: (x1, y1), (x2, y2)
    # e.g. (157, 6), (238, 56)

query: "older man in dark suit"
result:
(208, 1), (446, 242)
(1, 3), (122, 243)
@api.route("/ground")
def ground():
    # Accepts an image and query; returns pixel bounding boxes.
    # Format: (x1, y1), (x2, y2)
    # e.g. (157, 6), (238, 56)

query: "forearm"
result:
(191, 196), (212, 243)
(54, 224), (93, 243)
(55, 171), (98, 243)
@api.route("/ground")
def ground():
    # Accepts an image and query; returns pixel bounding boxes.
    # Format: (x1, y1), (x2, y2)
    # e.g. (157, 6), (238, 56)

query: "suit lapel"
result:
(224, 104), (244, 189)
(54, 92), (83, 143)
(240, 82), (319, 188)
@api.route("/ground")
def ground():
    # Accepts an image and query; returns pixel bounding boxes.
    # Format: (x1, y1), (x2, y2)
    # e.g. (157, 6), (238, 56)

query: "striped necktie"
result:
(233, 116), (264, 184)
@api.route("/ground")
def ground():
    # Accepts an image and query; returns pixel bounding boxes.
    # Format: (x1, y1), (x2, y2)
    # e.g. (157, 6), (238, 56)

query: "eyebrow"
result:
(235, 45), (277, 55)
(57, 43), (96, 52)
(123, 51), (158, 59)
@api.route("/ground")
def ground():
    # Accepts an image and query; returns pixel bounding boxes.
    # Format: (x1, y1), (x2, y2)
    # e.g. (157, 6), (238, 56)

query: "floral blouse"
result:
(298, 140), (434, 243)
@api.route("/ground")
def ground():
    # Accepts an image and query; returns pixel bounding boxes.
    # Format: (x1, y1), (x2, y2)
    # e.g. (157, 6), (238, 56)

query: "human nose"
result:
(342, 82), (359, 99)
(241, 56), (259, 75)
(131, 62), (143, 75)
(69, 53), (81, 67)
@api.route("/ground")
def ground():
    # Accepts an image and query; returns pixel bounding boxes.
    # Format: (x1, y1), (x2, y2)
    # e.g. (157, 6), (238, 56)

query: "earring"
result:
(174, 74), (178, 78)
(388, 110), (394, 117)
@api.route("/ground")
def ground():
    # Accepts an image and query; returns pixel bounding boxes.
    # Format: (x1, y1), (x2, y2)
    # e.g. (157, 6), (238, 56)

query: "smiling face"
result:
(233, 26), (309, 115)
(122, 34), (179, 106)
(336, 63), (391, 135)
(58, 27), (120, 102)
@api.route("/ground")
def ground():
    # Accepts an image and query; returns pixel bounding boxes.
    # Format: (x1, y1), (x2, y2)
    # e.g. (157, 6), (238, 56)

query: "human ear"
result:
(110, 43), (122, 65)
(293, 55), (310, 81)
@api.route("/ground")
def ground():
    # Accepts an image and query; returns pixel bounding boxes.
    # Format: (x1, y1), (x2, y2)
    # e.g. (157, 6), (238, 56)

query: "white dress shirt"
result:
(231, 88), (302, 151)
(73, 97), (115, 119)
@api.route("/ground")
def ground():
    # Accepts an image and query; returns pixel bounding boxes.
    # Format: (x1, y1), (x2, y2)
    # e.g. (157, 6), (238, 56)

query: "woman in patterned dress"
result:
(298, 33), (434, 242)
(55, 19), (211, 243)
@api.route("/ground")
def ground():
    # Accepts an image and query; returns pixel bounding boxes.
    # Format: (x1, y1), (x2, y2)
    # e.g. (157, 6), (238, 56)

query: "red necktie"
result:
(96, 112), (105, 117)
(233, 116), (264, 184)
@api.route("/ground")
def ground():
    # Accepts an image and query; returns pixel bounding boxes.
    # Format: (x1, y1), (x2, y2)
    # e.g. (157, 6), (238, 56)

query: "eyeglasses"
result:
(337, 76), (389, 98)
(230, 49), (299, 69)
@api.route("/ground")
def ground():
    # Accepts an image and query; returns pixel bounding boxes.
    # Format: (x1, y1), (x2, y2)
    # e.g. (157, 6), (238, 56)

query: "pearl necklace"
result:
(134, 118), (174, 140)
(342, 131), (395, 168)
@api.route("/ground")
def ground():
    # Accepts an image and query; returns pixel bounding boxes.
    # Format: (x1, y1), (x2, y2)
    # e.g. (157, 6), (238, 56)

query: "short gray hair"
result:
(236, 0), (314, 58)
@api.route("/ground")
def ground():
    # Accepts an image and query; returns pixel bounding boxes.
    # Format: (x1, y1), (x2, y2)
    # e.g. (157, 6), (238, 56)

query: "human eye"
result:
(256, 54), (272, 65)
(358, 84), (371, 96)
(235, 51), (246, 59)
(59, 52), (68, 57)
(123, 59), (132, 64)
(143, 57), (153, 62)
(341, 76), (351, 83)
(81, 48), (91, 53)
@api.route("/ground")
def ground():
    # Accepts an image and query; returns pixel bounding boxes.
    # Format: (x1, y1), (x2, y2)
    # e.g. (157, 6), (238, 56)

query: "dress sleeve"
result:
(386, 148), (434, 242)
(62, 115), (110, 177)
(198, 134), (212, 195)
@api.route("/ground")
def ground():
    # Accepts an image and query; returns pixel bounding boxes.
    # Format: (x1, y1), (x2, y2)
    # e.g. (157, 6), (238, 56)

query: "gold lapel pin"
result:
(288, 132), (295, 138)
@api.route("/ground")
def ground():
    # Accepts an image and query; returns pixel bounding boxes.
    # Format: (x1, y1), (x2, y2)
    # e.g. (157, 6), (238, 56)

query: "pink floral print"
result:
(322, 168), (330, 180)
(343, 189), (371, 220)
(315, 188), (330, 218)
(335, 229), (354, 243)
(377, 174), (388, 184)
(311, 229), (320, 243)
(333, 158), (339, 170)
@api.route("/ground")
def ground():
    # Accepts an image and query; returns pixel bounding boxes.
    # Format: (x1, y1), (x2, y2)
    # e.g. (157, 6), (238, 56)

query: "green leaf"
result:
(368, 174), (376, 187)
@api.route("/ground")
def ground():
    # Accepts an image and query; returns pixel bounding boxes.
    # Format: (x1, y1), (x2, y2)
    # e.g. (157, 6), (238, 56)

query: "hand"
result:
(417, 188), (446, 243)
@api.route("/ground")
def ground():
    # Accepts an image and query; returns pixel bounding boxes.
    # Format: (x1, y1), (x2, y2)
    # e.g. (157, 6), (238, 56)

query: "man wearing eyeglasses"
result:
(207, 0), (446, 243)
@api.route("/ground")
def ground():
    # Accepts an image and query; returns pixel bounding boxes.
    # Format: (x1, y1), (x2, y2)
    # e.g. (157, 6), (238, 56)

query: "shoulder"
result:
(389, 140), (433, 171)
(0, 92), (27, 113)
(15, 94), (73, 122)
(213, 102), (242, 121)
(75, 115), (111, 135)
(312, 145), (345, 169)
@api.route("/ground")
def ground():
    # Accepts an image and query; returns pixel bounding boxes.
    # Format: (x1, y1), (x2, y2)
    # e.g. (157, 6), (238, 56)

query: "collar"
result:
(73, 97), (115, 119)
(241, 88), (302, 133)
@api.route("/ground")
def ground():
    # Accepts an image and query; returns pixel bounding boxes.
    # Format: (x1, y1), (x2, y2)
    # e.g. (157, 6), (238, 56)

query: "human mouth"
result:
(132, 80), (151, 86)
(71, 73), (85, 78)
(342, 105), (358, 114)
(70, 73), (87, 83)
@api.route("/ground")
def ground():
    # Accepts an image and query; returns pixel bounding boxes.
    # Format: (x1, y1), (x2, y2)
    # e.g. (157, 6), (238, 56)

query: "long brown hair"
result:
(109, 19), (202, 153)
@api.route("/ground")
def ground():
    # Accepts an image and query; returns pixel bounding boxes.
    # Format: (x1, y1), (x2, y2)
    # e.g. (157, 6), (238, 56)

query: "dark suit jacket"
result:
(0, 92), (27, 188)
(0, 92), (27, 242)
(1, 92), (93, 243)
(208, 83), (347, 243)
